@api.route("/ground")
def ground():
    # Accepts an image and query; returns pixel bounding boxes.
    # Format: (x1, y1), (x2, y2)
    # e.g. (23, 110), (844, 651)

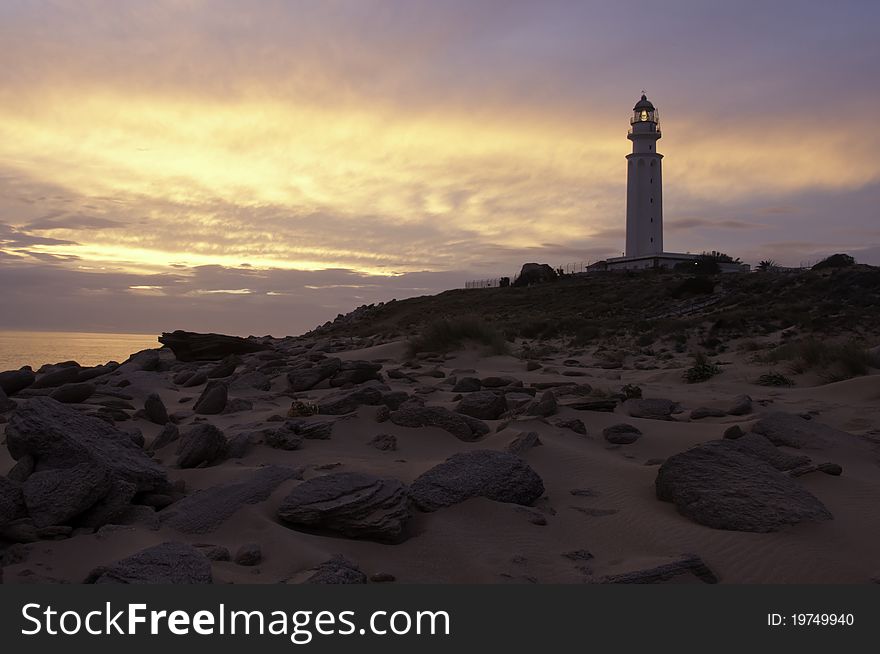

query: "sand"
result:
(1, 337), (879, 584)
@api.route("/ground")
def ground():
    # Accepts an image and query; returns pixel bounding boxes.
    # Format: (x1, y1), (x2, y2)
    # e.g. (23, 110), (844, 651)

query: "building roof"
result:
(633, 94), (655, 111)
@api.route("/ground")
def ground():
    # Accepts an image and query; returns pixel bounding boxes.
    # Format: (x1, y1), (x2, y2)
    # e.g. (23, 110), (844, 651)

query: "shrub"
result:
(670, 276), (715, 298)
(621, 383), (642, 399)
(757, 372), (794, 387)
(683, 353), (721, 383)
(812, 253), (855, 271)
(759, 338), (876, 382)
(407, 316), (508, 357)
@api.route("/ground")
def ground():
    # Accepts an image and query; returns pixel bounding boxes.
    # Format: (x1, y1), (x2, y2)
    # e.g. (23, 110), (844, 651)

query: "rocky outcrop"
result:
(176, 424), (227, 468)
(48, 382), (95, 404)
(655, 440), (832, 532)
(0, 368), (35, 395)
(390, 404), (490, 441)
(22, 464), (112, 527)
(287, 358), (342, 392)
(159, 330), (269, 362)
(512, 263), (557, 287)
(277, 472), (410, 541)
(329, 360), (382, 387)
(751, 412), (853, 450)
(410, 450), (544, 511)
(0, 477), (26, 529)
(318, 385), (384, 415)
(86, 542), (213, 584)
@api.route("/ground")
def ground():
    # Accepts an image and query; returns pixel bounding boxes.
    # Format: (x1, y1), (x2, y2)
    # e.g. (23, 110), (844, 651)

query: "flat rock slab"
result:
(655, 440), (832, 532)
(86, 542), (213, 584)
(623, 398), (680, 420)
(159, 330), (269, 362)
(751, 412), (855, 450)
(390, 405), (489, 441)
(161, 465), (300, 533)
(277, 472), (411, 542)
(410, 450), (545, 512)
(596, 554), (718, 584)
(5, 397), (169, 494)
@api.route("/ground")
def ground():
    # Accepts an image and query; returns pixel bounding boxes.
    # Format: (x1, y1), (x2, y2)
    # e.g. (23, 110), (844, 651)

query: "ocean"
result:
(0, 330), (160, 371)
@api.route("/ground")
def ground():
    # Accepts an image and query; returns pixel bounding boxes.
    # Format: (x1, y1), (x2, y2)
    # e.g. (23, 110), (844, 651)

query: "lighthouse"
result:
(625, 93), (663, 257)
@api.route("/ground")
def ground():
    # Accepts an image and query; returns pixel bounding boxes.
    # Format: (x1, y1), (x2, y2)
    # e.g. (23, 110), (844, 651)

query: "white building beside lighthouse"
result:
(606, 93), (748, 273)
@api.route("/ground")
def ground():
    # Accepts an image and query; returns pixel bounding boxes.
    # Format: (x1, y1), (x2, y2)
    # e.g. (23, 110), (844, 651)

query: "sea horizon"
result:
(0, 329), (162, 371)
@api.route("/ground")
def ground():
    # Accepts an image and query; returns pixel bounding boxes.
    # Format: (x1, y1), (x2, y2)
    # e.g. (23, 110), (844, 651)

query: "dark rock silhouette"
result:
(159, 330), (270, 362)
(86, 542), (213, 584)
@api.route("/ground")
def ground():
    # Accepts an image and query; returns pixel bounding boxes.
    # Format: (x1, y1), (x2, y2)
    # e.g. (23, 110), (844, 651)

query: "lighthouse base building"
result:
(603, 94), (748, 274)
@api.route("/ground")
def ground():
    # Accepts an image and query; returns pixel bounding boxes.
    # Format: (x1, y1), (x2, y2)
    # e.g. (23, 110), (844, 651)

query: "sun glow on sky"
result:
(1, 0), (879, 334)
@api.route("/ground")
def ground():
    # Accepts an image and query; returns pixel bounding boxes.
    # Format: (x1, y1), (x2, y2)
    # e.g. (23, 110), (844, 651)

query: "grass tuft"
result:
(407, 316), (509, 357)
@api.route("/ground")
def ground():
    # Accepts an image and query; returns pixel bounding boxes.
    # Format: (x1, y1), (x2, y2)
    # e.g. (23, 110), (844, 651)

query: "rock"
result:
(480, 376), (522, 388)
(76, 364), (117, 382)
(234, 543), (262, 566)
(159, 330), (269, 362)
(789, 462), (844, 477)
(555, 418), (587, 435)
(115, 505), (160, 530)
(452, 377), (482, 393)
(318, 385), (384, 415)
(78, 478), (138, 528)
(596, 554), (718, 584)
(207, 356), (239, 379)
(410, 450), (544, 511)
(390, 404), (490, 441)
(231, 371), (272, 392)
(222, 398), (253, 414)
(287, 358), (342, 392)
(265, 422), (304, 450)
(727, 394), (753, 416)
(603, 423), (642, 444)
(526, 390), (558, 417)
(160, 466), (300, 533)
(31, 366), (81, 389)
(723, 425), (744, 439)
(370, 572), (396, 583)
(623, 398), (680, 420)
(5, 397), (169, 493)
(297, 420), (335, 440)
(330, 360), (382, 387)
(278, 472), (410, 541)
(49, 382), (95, 404)
(193, 381), (228, 415)
(690, 407), (726, 420)
(86, 542), (213, 584)
(375, 405), (391, 422)
(22, 463), (112, 527)
(181, 371), (207, 388)
(456, 391), (507, 420)
(139, 493), (175, 510)
(506, 431), (542, 455)
(655, 440), (833, 532)
(526, 361), (541, 371)
(567, 399), (617, 412)
(0, 368), (35, 395)
(303, 555), (366, 584)
(368, 433), (398, 451)
(512, 262), (557, 287)
(0, 477), (26, 529)
(149, 423), (179, 452)
(143, 393), (169, 425)
(380, 390), (410, 410)
(751, 412), (854, 450)
(176, 424), (227, 468)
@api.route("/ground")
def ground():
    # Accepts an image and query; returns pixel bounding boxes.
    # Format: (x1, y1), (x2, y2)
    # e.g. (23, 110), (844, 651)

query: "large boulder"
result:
(318, 385), (384, 415)
(159, 330), (269, 362)
(751, 412), (853, 450)
(176, 424), (227, 468)
(329, 360), (382, 387)
(160, 466), (300, 533)
(49, 382), (95, 404)
(231, 371), (272, 392)
(86, 542), (213, 584)
(5, 397), (169, 493)
(193, 381), (228, 415)
(512, 262), (558, 287)
(31, 366), (81, 389)
(456, 391), (507, 420)
(303, 556), (367, 584)
(207, 356), (239, 379)
(720, 433), (810, 471)
(0, 368), (35, 395)
(144, 393), (169, 425)
(655, 440), (832, 532)
(390, 404), (489, 441)
(278, 472), (410, 542)
(526, 390), (558, 417)
(287, 358), (342, 392)
(410, 450), (545, 511)
(623, 398), (680, 420)
(603, 423), (642, 444)
(22, 463), (112, 527)
(0, 386), (16, 413)
(264, 422), (304, 450)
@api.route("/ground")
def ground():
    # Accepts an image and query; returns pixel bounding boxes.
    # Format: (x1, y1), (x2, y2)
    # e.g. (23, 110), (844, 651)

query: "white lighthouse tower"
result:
(625, 93), (663, 257)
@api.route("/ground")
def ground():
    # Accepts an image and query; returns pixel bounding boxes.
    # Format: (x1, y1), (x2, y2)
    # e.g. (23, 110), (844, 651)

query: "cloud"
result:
(0, 223), (78, 248)
(666, 218), (764, 231)
(25, 213), (123, 231)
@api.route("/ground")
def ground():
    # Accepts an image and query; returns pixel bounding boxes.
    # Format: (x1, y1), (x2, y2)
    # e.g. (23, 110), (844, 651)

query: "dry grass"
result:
(406, 316), (509, 357)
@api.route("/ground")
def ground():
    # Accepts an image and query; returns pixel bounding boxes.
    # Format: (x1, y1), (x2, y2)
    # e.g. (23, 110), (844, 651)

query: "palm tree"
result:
(757, 260), (777, 272)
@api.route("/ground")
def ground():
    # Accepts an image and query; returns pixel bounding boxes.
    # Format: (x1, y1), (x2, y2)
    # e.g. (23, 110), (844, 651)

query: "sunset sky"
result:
(1, 0), (879, 336)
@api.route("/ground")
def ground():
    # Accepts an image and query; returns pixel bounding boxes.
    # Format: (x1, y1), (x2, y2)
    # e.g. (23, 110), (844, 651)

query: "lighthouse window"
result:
(650, 198), (653, 204)
(648, 145), (652, 150)
(650, 237), (654, 243)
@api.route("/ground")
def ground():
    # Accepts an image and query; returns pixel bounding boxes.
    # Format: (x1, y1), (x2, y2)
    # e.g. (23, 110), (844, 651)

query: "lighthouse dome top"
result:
(633, 94), (655, 111)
